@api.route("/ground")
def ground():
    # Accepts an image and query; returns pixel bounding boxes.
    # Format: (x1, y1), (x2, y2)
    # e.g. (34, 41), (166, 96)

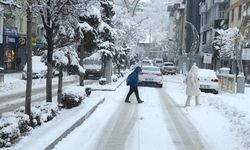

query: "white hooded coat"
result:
(185, 65), (200, 96)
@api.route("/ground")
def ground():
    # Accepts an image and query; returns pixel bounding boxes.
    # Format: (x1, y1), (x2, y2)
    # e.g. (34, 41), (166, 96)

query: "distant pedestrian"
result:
(184, 65), (201, 107)
(125, 66), (144, 103)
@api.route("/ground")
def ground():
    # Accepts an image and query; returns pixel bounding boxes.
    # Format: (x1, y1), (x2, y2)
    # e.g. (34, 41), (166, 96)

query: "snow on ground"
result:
(1, 73), (250, 150)
(164, 74), (250, 150)
(0, 73), (78, 96)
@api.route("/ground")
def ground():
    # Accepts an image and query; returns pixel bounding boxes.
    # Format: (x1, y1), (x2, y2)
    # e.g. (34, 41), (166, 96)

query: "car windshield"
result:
(164, 63), (174, 66)
(85, 59), (101, 65)
(142, 67), (159, 71)
(143, 60), (150, 63)
(156, 61), (163, 63)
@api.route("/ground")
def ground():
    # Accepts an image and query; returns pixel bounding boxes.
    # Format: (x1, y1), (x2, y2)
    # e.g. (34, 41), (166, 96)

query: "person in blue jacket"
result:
(125, 66), (144, 103)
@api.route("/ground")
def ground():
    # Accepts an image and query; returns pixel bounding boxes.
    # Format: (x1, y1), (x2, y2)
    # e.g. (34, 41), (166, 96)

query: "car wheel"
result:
(213, 90), (218, 94)
(158, 84), (163, 88)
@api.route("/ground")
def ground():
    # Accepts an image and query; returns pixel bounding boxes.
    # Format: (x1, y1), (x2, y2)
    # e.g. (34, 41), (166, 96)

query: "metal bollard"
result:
(237, 74), (245, 93)
(85, 88), (92, 97)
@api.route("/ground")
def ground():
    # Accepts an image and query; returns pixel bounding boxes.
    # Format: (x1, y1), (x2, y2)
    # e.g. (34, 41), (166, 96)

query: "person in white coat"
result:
(184, 65), (201, 107)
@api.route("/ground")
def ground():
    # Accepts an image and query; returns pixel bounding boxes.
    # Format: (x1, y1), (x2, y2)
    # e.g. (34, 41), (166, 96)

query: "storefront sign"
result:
(3, 35), (18, 46)
(3, 26), (17, 36)
(18, 36), (26, 46)
(32, 37), (36, 46)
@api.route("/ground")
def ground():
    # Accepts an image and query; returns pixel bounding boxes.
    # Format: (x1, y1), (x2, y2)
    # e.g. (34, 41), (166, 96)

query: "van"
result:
(84, 52), (102, 79)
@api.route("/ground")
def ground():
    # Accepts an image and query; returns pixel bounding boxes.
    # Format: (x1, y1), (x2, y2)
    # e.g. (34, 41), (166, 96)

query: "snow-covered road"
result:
(3, 74), (250, 150)
(53, 84), (209, 150)
(0, 73), (97, 115)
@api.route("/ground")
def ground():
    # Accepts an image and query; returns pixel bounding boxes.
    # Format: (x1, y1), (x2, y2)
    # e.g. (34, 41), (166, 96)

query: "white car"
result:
(141, 59), (152, 66)
(22, 56), (47, 79)
(139, 66), (163, 88)
(198, 69), (219, 94)
(154, 58), (164, 67)
(0, 67), (4, 72)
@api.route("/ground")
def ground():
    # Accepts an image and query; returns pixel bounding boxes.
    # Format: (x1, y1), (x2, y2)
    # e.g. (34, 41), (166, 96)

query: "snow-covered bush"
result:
(0, 102), (60, 148)
(30, 103), (59, 127)
(0, 119), (20, 147)
(61, 86), (86, 108)
(0, 107), (31, 148)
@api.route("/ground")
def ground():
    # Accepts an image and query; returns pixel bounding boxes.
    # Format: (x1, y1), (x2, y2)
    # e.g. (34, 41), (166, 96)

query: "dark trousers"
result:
(125, 86), (140, 101)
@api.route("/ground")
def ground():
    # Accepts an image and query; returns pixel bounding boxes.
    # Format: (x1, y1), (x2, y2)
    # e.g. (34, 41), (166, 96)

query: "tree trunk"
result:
(46, 31), (53, 102)
(57, 67), (63, 104)
(79, 41), (84, 86)
(25, 2), (32, 116)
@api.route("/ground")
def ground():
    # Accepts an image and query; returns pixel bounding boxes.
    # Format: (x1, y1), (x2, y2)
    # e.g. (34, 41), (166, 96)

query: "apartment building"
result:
(199, 0), (229, 69)
(227, 0), (250, 83)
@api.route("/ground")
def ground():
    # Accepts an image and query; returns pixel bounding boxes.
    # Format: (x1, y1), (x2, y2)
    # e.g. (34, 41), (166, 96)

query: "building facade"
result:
(0, 1), (44, 71)
(227, 0), (250, 83)
(199, 0), (229, 69)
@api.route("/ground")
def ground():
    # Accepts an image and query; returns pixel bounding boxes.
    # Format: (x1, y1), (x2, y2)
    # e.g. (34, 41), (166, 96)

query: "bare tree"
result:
(123, 0), (140, 16)
(25, 0), (33, 116)
(36, 0), (72, 102)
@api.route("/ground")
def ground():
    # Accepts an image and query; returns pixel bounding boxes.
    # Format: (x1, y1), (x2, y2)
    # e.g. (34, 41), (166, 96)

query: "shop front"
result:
(1, 26), (18, 70)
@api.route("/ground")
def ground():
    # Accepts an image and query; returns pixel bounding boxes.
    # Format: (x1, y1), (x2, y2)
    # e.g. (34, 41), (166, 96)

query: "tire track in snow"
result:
(93, 100), (138, 150)
(158, 88), (210, 150)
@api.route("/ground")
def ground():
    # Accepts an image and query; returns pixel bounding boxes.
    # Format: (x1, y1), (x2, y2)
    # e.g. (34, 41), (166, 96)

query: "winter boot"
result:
(138, 99), (144, 104)
(125, 99), (131, 103)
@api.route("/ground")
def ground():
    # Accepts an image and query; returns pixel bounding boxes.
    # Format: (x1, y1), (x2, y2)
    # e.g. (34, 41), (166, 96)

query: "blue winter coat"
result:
(127, 66), (142, 87)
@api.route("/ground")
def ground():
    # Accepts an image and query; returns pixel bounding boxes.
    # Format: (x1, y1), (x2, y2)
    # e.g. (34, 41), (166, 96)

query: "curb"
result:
(45, 97), (105, 150)
(44, 76), (125, 149)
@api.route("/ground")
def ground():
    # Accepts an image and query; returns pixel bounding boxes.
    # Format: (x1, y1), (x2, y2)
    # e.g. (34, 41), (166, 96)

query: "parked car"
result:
(154, 58), (164, 67)
(138, 66), (163, 88)
(141, 59), (152, 66)
(198, 69), (219, 94)
(0, 67), (4, 72)
(22, 56), (47, 79)
(84, 52), (102, 79)
(162, 62), (177, 75)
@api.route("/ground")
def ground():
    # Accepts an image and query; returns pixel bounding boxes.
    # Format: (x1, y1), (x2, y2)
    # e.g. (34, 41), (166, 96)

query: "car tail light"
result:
(156, 73), (162, 76)
(139, 72), (147, 75)
(211, 79), (218, 82)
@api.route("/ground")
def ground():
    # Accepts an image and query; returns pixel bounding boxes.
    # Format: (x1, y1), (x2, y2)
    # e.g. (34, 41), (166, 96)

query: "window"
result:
(238, 5), (242, 20)
(19, 18), (23, 33)
(231, 9), (234, 22)
(202, 31), (207, 44)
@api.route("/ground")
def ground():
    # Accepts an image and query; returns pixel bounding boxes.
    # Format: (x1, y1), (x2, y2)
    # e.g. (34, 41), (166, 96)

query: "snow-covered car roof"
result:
(142, 66), (161, 72)
(23, 56), (47, 73)
(198, 69), (218, 78)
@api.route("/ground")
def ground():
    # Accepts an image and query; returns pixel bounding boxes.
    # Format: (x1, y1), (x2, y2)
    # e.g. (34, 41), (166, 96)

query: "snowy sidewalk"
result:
(8, 76), (126, 150)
